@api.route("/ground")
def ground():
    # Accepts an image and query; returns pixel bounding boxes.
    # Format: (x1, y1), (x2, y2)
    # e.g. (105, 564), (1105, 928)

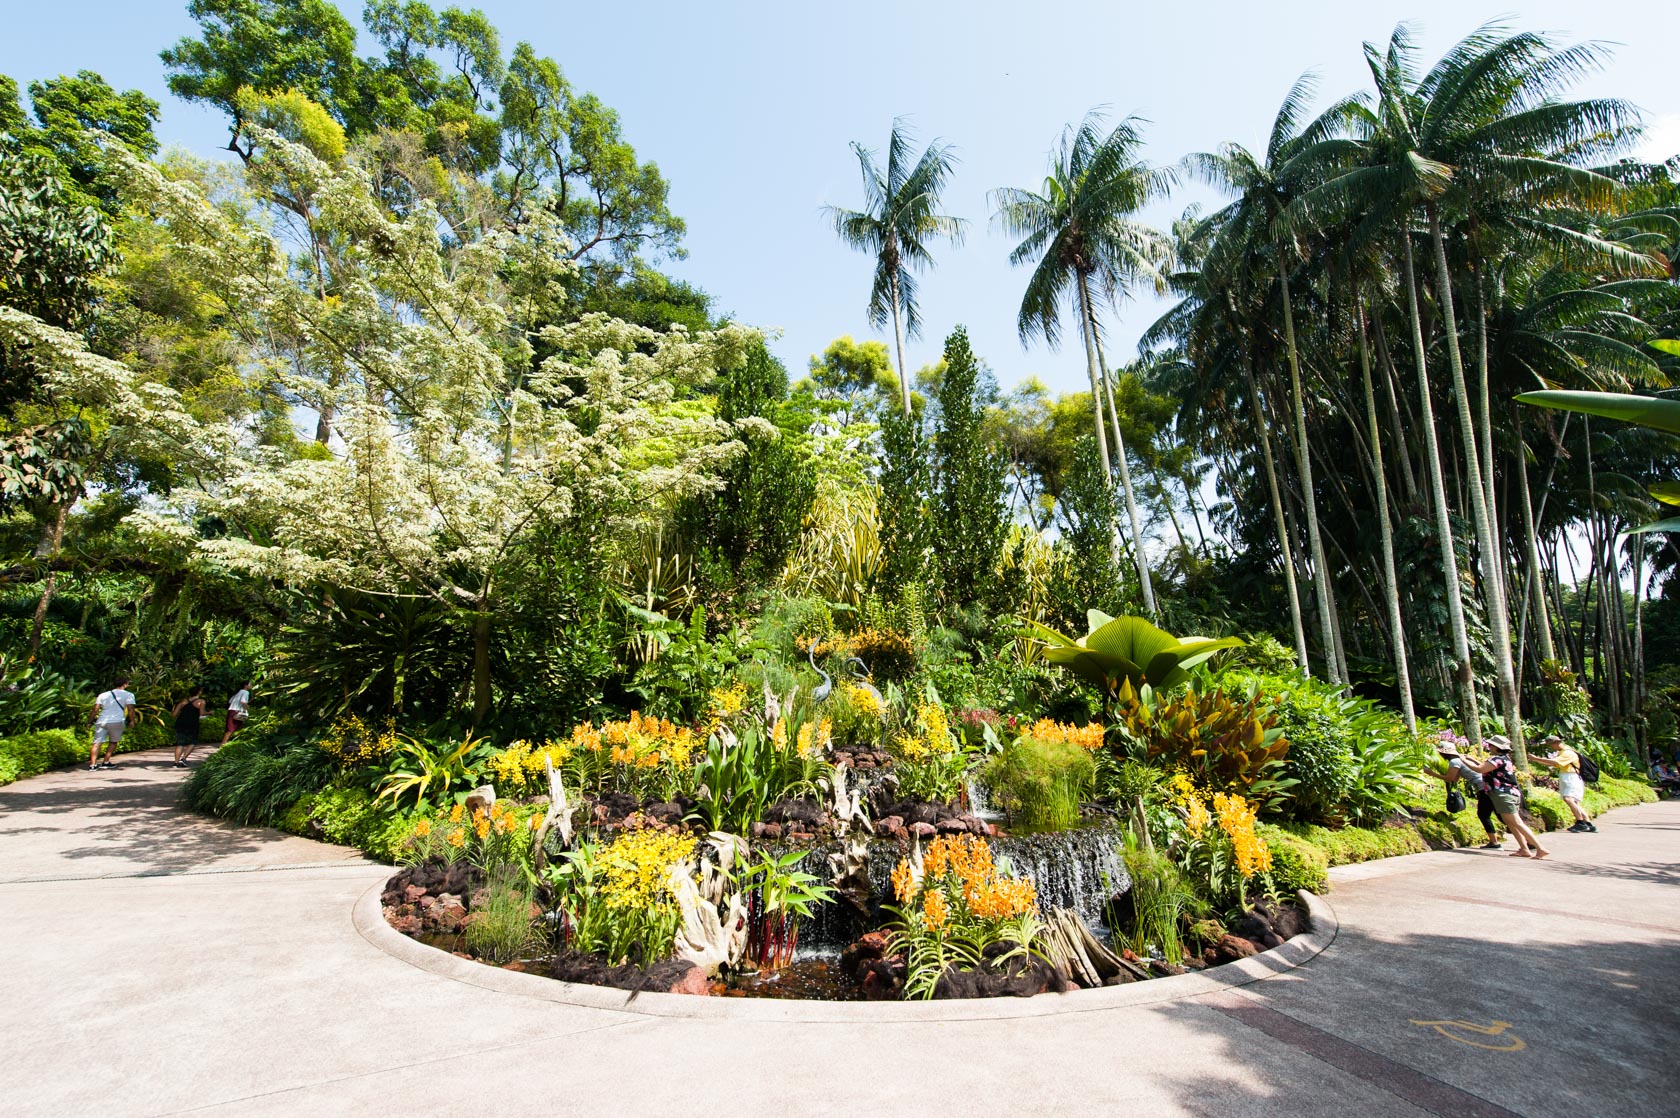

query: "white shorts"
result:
(1559, 773), (1585, 801)
(93, 721), (126, 746)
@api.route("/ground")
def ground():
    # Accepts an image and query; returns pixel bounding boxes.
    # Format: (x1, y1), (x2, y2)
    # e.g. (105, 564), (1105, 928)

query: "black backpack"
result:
(1578, 754), (1601, 784)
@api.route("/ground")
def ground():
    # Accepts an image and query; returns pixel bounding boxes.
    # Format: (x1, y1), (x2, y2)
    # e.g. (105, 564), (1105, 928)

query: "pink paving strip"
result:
(1201, 991), (1523, 1118)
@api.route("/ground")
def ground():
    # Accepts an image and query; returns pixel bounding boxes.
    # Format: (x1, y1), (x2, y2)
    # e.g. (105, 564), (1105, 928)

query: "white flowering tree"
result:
(118, 135), (760, 724)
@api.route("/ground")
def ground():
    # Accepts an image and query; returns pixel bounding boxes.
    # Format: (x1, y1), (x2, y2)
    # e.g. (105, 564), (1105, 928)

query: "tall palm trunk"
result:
(1400, 231), (1482, 742)
(1242, 350), (1310, 673)
(1358, 299), (1416, 732)
(1073, 273), (1125, 572)
(1426, 205), (1523, 764)
(1278, 262), (1339, 683)
(1512, 415), (1555, 664)
(1091, 320), (1157, 615)
(887, 267), (912, 418)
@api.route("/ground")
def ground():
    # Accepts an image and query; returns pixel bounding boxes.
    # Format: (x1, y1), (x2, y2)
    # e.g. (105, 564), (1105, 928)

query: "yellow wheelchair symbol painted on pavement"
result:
(1409, 1019), (1527, 1051)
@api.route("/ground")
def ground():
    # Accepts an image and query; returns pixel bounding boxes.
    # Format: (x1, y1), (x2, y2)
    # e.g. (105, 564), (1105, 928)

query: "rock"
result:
(749, 822), (770, 840)
(955, 814), (989, 835)
(912, 821), (937, 839)
(404, 884), (427, 904)
(502, 960), (527, 973)
(644, 802), (684, 826)
(772, 799), (825, 827)
(384, 905), (421, 935)
(1148, 961), (1188, 977)
(1102, 971), (1137, 986)
(905, 803), (941, 826)
(859, 957), (906, 1000)
(1182, 955), (1208, 971)
(1231, 909), (1285, 949)
(936, 818), (970, 834)
(1213, 934), (1260, 961)
(758, 823), (783, 841)
(840, 930), (891, 974)
(985, 823), (999, 837)
(665, 965), (710, 996)
(932, 948), (1070, 999)
(876, 815), (908, 841)
(303, 818), (324, 841)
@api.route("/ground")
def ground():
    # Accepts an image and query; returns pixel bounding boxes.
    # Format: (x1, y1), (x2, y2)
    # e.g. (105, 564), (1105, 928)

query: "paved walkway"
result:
(2, 749), (1676, 1116)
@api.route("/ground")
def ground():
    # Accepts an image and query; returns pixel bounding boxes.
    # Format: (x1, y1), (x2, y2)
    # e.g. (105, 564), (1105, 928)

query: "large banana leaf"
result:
(1024, 613), (1243, 693)
(1625, 517), (1680, 536)
(1515, 390), (1680, 435)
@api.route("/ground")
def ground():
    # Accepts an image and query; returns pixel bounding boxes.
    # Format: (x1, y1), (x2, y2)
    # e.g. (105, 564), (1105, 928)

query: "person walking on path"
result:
(1435, 742), (1503, 850)
(89, 677), (136, 770)
(221, 682), (252, 746)
(1533, 734), (1596, 833)
(171, 687), (207, 768)
(1462, 736), (1549, 859)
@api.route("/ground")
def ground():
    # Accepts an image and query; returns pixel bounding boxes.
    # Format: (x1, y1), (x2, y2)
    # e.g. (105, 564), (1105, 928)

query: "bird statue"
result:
(846, 657), (885, 708)
(809, 645), (833, 703)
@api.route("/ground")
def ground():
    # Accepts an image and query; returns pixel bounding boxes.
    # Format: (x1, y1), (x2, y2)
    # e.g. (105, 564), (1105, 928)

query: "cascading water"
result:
(787, 826), (1130, 956)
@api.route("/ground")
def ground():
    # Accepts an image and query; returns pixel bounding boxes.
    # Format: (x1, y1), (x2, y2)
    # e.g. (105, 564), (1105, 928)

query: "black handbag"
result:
(1446, 787), (1467, 813)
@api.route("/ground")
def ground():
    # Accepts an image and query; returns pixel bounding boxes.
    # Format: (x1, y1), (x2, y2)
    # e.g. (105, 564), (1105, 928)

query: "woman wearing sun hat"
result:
(1434, 741), (1503, 850)
(1462, 736), (1549, 859)
(1532, 734), (1596, 833)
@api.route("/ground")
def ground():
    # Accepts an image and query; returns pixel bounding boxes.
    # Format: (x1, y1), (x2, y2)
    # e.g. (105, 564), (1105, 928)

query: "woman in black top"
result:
(172, 687), (207, 768)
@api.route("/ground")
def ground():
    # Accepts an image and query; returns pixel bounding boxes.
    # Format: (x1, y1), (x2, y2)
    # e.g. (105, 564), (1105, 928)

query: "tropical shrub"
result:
(484, 737), (573, 797)
(548, 829), (697, 967)
(376, 733), (496, 809)
(981, 731), (1096, 830)
(404, 800), (541, 876)
(628, 607), (747, 723)
(182, 723), (335, 825)
(318, 714), (400, 769)
(0, 656), (89, 734)
(1245, 675), (1356, 823)
(827, 681), (887, 749)
(0, 727), (85, 785)
(887, 834), (1042, 1000)
(1112, 678), (1291, 802)
(742, 848), (836, 969)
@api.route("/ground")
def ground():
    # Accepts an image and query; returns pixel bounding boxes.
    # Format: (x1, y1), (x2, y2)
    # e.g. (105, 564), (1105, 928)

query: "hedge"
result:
(0, 723), (177, 787)
(1264, 774), (1658, 891)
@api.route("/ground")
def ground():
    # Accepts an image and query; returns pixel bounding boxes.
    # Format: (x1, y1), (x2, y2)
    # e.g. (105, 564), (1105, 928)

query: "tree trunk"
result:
(27, 501), (74, 658)
(1358, 300), (1416, 732)
(472, 611), (492, 729)
(1091, 321), (1157, 616)
(887, 270), (913, 418)
(1427, 206), (1520, 762)
(1242, 350), (1310, 673)
(1512, 416), (1555, 664)
(1278, 262), (1340, 684)
(1401, 230), (1482, 742)
(1372, 316), (1421, 504)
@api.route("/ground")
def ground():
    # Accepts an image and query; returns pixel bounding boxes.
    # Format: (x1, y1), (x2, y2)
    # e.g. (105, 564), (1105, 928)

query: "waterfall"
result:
(786, 826), (1130, 956)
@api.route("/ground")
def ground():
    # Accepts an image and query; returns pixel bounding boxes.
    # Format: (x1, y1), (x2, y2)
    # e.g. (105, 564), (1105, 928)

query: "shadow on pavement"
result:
(1146, 921), (1680, 1118)
(0, 750), (329, 877)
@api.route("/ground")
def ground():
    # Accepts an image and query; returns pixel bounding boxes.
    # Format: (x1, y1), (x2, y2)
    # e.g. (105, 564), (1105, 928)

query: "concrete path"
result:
(2, 749), (1676, 1117)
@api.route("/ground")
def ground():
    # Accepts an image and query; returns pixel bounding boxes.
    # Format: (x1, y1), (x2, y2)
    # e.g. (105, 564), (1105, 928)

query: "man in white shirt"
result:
(90, 678), (137, 770)
(221, 681), (252, 746)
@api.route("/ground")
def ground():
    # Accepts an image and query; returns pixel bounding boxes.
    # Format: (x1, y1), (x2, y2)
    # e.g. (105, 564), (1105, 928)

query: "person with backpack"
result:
(171, 686), (208, 768)
(1463, 736), (1549, 859)
(1434, 742), (1504, 850)
(88, 677), (137, 770)
(1533, 733), (1597, 833)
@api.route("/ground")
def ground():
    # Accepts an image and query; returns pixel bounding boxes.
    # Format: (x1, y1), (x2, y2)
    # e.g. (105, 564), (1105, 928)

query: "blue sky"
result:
(4, 1), (1677, 397)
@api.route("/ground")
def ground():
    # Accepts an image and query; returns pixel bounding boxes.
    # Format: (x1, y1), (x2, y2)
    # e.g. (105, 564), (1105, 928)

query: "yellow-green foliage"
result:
(982, 734), (1096, 829)
(1256, 825), (1330, 894)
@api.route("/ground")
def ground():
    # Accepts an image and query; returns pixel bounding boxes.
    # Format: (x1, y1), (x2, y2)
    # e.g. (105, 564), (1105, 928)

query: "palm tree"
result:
(1187, 73), (1361, 680)
(826, 119), (966, 417)
(992, 112), (1175, 614)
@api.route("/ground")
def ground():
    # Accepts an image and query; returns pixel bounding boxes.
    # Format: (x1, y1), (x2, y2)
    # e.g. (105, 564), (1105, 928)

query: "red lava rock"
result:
(1215, 934), (1260, 960)
(667, 966), (711, 996)
(759, 823), (783, 841)
(912, 821), (937, 839)
(985, 822), (999, 837)
(404, 884), (427, 903)
(503, 961), (528, 973)
(383, 905), (422, 935)
(936, 818), (970, 834)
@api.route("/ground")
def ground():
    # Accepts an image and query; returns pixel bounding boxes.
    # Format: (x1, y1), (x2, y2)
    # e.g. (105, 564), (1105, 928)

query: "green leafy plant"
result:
(376, 733), (494, 809)
(742, 849), (836, 969)
(981, 733), (1096, 830)
(465, 876), (541, 964)
(1114, 835), (1197, 965)
(546, 830), (696, 967)
(1025, 611), (1243, 698)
